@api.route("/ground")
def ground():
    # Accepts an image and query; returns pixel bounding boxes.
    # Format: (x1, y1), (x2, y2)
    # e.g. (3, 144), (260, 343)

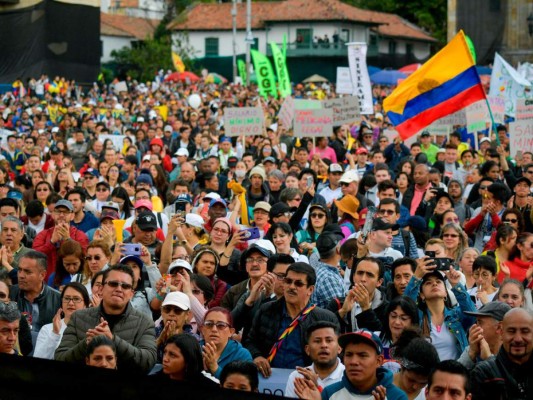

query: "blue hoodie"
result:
(200, 338), (252, 379)
(322, 367), (407, 400)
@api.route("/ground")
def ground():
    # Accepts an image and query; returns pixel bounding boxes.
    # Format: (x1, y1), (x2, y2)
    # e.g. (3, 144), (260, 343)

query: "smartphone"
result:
(435, 258), (456, 271)
(122, 243), (141, 256)
(306, 176), (314, 188)
(516, 150), (523, 159)
(242, 227), (260, 241)
(174, 202), (186, 218)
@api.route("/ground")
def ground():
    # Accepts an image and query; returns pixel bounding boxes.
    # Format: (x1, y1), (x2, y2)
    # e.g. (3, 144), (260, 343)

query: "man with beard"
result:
(285, 321), (344, 398)
(471, 308), (533, 400)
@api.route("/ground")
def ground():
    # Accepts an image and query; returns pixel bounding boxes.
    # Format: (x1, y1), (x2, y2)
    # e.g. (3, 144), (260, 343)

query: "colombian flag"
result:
(383, 31), (486, 139)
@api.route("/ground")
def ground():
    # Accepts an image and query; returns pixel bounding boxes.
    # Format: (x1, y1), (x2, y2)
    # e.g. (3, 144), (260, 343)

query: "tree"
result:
(346, 0), (447, 45)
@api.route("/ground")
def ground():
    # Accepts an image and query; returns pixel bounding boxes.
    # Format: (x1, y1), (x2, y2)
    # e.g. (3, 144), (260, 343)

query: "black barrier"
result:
(0, 354), (284, 400)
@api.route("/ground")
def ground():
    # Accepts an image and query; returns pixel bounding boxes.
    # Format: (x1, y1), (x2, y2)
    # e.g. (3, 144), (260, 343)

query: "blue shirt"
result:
(311, 261), (346, 308)
(270, 303), (305, 369)
(71, 211), (99, 232)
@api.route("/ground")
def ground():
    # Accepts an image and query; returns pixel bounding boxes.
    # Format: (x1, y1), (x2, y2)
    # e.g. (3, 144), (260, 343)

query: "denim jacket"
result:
(404, 276), (477, 354)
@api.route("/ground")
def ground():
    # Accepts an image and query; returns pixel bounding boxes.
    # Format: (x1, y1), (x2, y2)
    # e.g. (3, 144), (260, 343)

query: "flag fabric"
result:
(346, 43), (373, 114)
(270, 42), (291, 98)
(383, 30), (486, 139)
(237, 59), (247, 83)
(489, 53), (531, 117)
(251, 49), (278, 99)
(172, 52), (186, 73)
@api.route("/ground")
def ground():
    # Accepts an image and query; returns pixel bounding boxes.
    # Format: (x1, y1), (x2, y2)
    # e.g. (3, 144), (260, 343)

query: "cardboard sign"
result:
(322, 96), (360, 126)
(488, 96), (505, 123)
(294, 99), (322, 110)
(515, 99), (533, 120)
(294, 109), (333, 137)
(99, 134), (127, 151)
(466, 101), (490, 133)
(224, 107), (264, 137)
(509, 120), (533, 156)
(258, 368), (292, 397)
(336, 67), (353, 94)
(278, 96), (295, 129)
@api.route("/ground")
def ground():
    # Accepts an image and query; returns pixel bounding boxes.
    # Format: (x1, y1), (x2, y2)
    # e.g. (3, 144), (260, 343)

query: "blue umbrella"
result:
(368, 66), (381, 76)
(476, 66), (492, 75)
(370, 70), (407, 85)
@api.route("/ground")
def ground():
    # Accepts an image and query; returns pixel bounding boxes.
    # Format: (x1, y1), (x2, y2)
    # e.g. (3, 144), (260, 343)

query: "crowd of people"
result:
(0, 73), (532, 400)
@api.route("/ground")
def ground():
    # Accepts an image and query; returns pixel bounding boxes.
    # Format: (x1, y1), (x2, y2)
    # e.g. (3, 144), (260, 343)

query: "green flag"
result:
(283, 34), (287, 58)
(237, 59), (247, 83)
(270, 42), (292, 98)
(251, 49), (278, 99)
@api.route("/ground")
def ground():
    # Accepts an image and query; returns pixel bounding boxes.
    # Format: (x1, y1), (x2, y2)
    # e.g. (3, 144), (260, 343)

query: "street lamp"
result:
(528, 12), (533, 36)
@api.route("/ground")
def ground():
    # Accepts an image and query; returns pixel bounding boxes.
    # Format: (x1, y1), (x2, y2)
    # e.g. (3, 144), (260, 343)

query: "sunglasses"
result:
(276, 212), (292, 218)
(443, 233), (459, 238)
(96, 188), (109, 192)
(162, 305), (186, 314)
(85, 256), (102, 261)
(378, 209), (395, 216)
(104, 281), (133, 290)
(504, 219), (518, 223)
(310, 213), (326, 219)
(203, 321), (230, 330)
(283, 277), (307, 288)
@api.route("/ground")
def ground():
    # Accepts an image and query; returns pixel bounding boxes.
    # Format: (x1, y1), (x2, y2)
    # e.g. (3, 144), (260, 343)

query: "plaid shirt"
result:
(311, 261), (347, 308)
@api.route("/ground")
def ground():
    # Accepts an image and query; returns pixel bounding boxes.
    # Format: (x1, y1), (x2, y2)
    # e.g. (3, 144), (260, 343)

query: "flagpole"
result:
(484, 98), (500, 146)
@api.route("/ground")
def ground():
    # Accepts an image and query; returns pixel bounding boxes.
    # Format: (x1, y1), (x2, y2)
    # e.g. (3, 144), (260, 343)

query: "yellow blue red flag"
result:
(383, 30), (485, 139)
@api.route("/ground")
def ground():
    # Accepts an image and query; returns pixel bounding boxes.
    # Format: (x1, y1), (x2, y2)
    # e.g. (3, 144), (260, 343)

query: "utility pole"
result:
(232, 0), (237, 83)
(245, 0), (252, 86)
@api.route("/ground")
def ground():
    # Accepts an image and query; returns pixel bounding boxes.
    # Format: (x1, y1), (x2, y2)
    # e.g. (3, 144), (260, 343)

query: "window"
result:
(406, 43), (413, 56)
(205, 38), (219, 57)
(296, 28), (312, 48)
(388, 40), (396, 55)
(252, 38), (259, 51)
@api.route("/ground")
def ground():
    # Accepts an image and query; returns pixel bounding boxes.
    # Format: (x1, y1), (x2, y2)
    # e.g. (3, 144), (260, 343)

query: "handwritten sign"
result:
(322, 96), (360, 126)
(488, 96), (505, 123)
(509, 120), (533, 156)
(99, 134), (127, 151)
(224, 107), (264, 137)
(466, 101), (490, 133)
(336, 67), (353, 94)
(294, 109), (333, 137)
(515, 99), (533, 120)
(258, 368), (292, 397)
(294, 99), (322, 110)
(278, 96), (295, 129)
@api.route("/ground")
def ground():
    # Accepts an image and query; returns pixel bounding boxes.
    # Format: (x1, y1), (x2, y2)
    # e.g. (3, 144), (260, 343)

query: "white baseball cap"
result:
(161, 291), (190, 311)
(168, 259), (193, 274)
(185, 214), (205, 229)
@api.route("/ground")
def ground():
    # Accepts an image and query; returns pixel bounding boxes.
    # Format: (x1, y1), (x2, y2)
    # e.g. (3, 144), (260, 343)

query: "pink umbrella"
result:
(165, 71), (200, 82)
(398, 63), (422, 75)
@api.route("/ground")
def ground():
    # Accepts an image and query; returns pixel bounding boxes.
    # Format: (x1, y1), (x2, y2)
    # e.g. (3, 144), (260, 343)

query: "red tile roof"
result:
(168, 0), (435, 42)
(101, 12), (158, 40)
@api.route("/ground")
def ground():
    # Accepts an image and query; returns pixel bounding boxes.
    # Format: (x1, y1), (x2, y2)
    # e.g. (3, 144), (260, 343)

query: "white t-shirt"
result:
(319, 186), (342, 205)
(431, 321), (459, 361)
(285, 359), (345, 398)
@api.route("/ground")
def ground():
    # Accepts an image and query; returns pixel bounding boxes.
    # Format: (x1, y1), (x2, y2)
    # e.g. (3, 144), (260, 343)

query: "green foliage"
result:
(346, 0), (447, 44)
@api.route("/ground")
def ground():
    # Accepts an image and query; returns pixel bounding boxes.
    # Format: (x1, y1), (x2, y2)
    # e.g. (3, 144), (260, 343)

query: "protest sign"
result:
(346, 42), (373, 114)
(509, 120), (533, 156)
(294, 109), (333, 137)
(488, 96), (505, 123)
(515, 99), (533, 120)
(99, 134), (127, 151)
(278, 96), (295, 129)
(258, 368), (292, 397)
(224, 107), (264, 137)
(322, 96), (360, 126)
(294, 99), (321, 110)
(466, 101), (489, 133)
(336, 67), (353, 94)
(113, 81), (128, 93)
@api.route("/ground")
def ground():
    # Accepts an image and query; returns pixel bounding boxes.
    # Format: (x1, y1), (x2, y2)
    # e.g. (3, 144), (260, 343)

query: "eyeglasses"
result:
(162, 305), (186, 314)
(473, 271), (492, 279)
(310, 213), (326, 219)
(85, 255), (102, 261)
(443, 233), (459, 238)
(340, 182), (351, 187)
(283, 277), (307, 288)
(276, 212), (292, 218)
(36, 188), (49, 192)
(63, 296), (83, 304)
(96, 188), (109, 192)
(212, 227), (229, 235)
(274, 273), (286, 281)
(53, 210), (72, 216)
(203, 321), (230, 330)
(84, 176), (96, 180)
(504, 219), (518, 224)
(105, 281), (133, 290)
(246, 257), (267, 265)
(378, 209), (396, 216)
(444, 218), (460, 224)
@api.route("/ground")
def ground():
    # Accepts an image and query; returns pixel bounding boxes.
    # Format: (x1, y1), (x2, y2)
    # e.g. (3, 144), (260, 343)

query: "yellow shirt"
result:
(151, 195), (163, 212)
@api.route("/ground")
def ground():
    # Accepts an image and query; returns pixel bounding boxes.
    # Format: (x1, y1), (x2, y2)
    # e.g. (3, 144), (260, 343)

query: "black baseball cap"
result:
(515, 177), (531, 187)
(136, 211), (158, 231)
(316, 232), (340, 257)
(270, 202), (292, 219)
(323, 223), (344, 240)
(371, 218), (399, 232)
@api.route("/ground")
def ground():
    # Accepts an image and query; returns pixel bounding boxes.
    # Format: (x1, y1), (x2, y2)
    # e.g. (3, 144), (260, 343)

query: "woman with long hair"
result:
(208, 218), (243, 286)
(191, 246), (228, 308)
(496, 278), (526, 309)
(150, 163), (169, 205)
(379, 297), (420, 361)
(404, 266), (476, 361)
(85, 335), (117, 369)
(441, 223), (468, 263)
(111, 186), (134, 219)
(98, 160), (110, 181)
(397, 159), (415, 181)
(53, 167), (75, 197)
(34, 181), (54, 205)
(296, 204), (330, 257)
(272, 222), (309, 263)
(33, 282), (90, 359)
(106, 164), (122, 191)
(48, 240), (85, 290)
(485, 224), (517, 274)
(499, 232), (533, 284)
(394, 172), (412, 205)
(201, 307), (252, 379)
(484, 208), (524, 251)
(74, 240), (111, 295)
(458, 247), (480, 290)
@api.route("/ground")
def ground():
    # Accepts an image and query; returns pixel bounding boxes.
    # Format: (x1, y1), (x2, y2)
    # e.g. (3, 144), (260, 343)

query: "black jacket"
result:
(471, 348), (533, 400)
(326, 291), (388, 333)
(10, 283), (61, 332)
(244, 298), (339, 363)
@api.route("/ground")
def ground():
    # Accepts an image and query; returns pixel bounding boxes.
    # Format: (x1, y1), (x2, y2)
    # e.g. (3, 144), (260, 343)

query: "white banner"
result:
(99, 134), (127, 151)
(509, 120), (533, 156)
(336, 67), (353, 94)
(489, 53), (532, 117)
(515, 99), (533, 120)
(346, 42), (373, 114)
